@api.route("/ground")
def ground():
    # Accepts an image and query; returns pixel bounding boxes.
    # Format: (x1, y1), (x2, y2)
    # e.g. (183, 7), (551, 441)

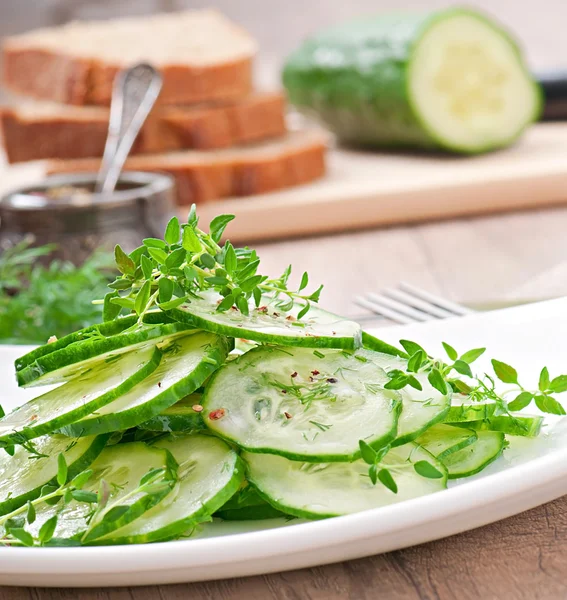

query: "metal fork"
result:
(354, 283), (474, 325)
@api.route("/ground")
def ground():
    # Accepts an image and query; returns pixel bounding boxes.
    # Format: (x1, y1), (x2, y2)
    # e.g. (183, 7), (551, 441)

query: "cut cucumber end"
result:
(409, 9), (541, 153)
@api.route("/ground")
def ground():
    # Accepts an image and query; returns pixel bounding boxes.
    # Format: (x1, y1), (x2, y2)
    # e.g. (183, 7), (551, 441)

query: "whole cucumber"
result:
(283, 8), (541, 154)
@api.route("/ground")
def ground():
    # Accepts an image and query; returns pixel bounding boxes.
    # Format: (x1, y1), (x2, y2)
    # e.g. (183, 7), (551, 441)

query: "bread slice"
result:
(47, 130), (328, 204)
(1, 92), (287, 163)
(3, 10), (256, 106)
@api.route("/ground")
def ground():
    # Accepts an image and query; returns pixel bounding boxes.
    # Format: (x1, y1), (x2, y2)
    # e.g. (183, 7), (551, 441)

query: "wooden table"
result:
(3, 203), (567, 598)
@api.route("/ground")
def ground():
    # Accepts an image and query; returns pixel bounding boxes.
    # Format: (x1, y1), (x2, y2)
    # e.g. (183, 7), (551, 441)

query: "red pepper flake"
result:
(286, 315), (296, 321)
(284, 412), (293, 419)
(281, 389), (287, 394)
(332, 331), (336, 335)
(157, 382), (162, 388)
(231, 305), (238, 311)
(309, 376), (314, 382)
(258, 306), (268, 313)
(273, 312), (280, 318)
(291, 371), (298, 378)
(326, 377), (338, 384)
(192, 404), (204, 413)
(30, 414), (38, 421)
(209, 408), (226, 421)
(47, 335), (58, 344)
(311, 370), (320, 376)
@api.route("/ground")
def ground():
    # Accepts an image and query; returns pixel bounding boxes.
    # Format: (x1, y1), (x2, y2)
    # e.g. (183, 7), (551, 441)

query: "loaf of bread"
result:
(3, 9), (256, 106)
(47, 130), (328, 204)
(1, 92), (286, 162)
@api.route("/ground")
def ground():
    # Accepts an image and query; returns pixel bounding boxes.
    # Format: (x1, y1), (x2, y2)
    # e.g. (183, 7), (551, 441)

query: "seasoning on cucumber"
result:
(283, 8), (541, 153)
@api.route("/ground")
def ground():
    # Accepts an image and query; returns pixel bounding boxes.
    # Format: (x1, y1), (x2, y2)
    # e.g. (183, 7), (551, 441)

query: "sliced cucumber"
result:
(60, 333), (232, 437)
(15, 316), (194, 388)
(137, 394), (205, 433)
(26, 442), (174, 543)
(416, 424), (477, 460)
(442, 430), (505, 478)
(0, 346), (162, 444)
(202, 346), (402, 462)
(449, 413), (542, 437)
(97, 434), (244, 544)
(215, 484), (287, 521)
(0, 433), (108, 515)
(244, 443), (447, 519)
(284, 8), (540, 153)
(361, 332), (407, 358)
(168, 290), (361, 350)
(443, 399), (498, 422)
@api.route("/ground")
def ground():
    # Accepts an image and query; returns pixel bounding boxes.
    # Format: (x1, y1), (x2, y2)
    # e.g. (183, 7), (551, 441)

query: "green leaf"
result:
(187, 204), (198, 227)
(460, 347), (486, 364)
(508, 391), (534, 411)
(38, 516), (58, 545)
(110, 297), (136, 310)
(209, 214), (235, 243)
(549, 375), (567, 394)
(70, 469), (93, 490)
(491, 359), (518, 384)
(297, 302), (310, 320)
(237, 259), (260, 280)
(147, 247), (168, 264)
(236, 295), (250, 316)
(358, 440), (377, 465)
(143, 238), (167, 250)
(103, 506), (129, 523)
(158, 296), (187, 311)
(253, 287), (262, 307)
(534, 394), (566, 416)
(165, 248), (186, 269)
(102, 292), (121, 322)
(217, 294), (235, 312)
(400, 340), (426, 358)
(40, 484), (58, 498)
(56, 453), (68, 487)
(240, 275), (265, 293)
(26, 501), (36, 525)
(299, 272), (309, 291)
(378, 468), (398, 494)
(407, 350), (425, 373)
(164, 216), (180, 246)
(428, 368), (448, 395)
(71, 490), (98, 503)
(200, 253), (216, 269)
(407, 375), (423, 391)
(158, 278), (174, 304)
(442, 342), (458, 361)
(134, 280), (151, 315)
(114, 245), (135, 276)
(368, 463), (378, 485)
(107, 278), (133, 291)
(414, 460), (444, 479)
(224, 243), (237, 275)
(539, 367), (550, 392)
(9, 528), (34, 547)
(374, 444), (391, 463)
(451, 379), (473, 395)
(205, 276), (229, 286)
(140, 467), (166, 486)
(97, 480), (110, 509)
(453, 360), (473, 378)
(307, 284), (323, 303)
(384, 375), (409, 390)
(4, 517), (25, 530)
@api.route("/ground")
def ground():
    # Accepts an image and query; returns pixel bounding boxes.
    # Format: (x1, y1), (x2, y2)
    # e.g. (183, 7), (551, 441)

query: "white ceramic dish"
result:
(1, 297), (567, 587)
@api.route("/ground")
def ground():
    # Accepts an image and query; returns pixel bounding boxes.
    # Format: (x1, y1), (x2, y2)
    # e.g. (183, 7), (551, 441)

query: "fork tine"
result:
(366, 293), (432, 322)
(382, 288), (455, 319)
(354, 296), (414, 325)
(399, 282), (473, 316)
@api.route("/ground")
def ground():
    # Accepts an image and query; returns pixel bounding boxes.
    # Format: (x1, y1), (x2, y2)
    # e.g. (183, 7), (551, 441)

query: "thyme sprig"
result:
(103, 206), (322, 324)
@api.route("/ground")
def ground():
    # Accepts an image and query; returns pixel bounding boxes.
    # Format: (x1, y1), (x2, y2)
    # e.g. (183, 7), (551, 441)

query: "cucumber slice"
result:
(443, 399), (498, 422)
(361, 332), (407, 358)
(168, 290), (361, 350)
(244, 443), (447, 519)
(416, 424), (478, 460)
(442, 430), (505, 478)
(215, 484), (287, 521)
(0, 433), (108, 515)
(97, 434), (244, 544)
(25, 442), (175, 543)
(16, 315), (194, 387)
(60, 333), (232, 437)
(0, 346), (162, 444)
(202, 346), (402, 462)
(284, 8), (540, 153)
(449, 413), (542, 437)
(137, 394), (205, 433)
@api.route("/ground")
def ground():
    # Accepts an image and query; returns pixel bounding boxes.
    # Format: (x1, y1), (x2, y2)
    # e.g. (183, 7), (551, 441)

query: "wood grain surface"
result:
(3, 205), (567, 598)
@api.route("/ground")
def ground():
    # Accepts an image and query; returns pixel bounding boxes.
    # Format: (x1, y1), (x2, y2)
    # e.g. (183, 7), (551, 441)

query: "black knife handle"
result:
(535, 70), (567, 121)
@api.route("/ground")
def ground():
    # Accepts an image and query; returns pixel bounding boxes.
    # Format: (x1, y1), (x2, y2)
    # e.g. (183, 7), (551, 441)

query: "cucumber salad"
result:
(1, 207), (566, 546)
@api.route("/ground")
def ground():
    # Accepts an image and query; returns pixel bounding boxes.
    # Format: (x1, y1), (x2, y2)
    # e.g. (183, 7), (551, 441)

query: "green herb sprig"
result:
(104, 206), (322, 324)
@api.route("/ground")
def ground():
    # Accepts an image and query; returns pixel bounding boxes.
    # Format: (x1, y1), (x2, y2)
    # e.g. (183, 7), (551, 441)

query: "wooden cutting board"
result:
(3, 123), (567, 243)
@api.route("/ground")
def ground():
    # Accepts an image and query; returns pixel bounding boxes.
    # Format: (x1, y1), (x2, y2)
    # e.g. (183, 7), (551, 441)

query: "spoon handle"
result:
(95, 63), (163, 195)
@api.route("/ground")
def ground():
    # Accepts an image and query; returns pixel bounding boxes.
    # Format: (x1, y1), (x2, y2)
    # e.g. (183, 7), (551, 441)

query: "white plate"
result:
(2, 298), (567, 587)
